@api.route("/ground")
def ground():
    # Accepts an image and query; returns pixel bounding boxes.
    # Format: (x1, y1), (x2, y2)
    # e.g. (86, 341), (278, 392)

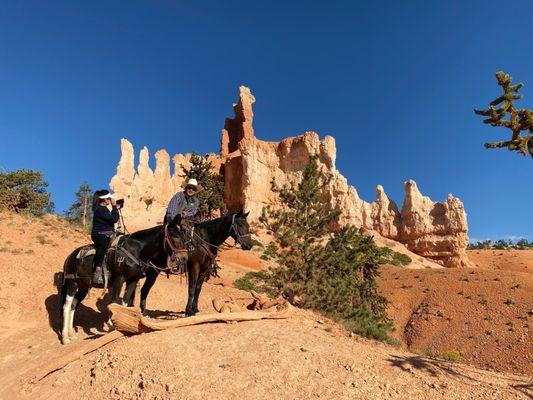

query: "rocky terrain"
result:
(0, 212), (531, 399)
(110, 86), (471, 268)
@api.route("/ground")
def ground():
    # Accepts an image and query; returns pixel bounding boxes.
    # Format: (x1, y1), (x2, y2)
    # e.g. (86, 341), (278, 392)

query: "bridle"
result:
(164, 223), (188, 263)
(229, 213), (252, 245)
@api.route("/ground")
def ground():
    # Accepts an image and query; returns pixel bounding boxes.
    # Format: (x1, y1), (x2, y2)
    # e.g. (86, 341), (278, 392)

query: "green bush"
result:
(0, 169), (54, 216)
(234, 271), (277, 297)
(391, 251), (412, 267)
(257, 156), (393, 341)
(423, 348), (461, 362)
(379, 247), (412, 267)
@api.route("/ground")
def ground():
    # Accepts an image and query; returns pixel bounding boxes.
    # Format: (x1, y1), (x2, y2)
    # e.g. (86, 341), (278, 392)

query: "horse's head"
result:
(166, 214), (188, 264)
(230, 210), (253, 251)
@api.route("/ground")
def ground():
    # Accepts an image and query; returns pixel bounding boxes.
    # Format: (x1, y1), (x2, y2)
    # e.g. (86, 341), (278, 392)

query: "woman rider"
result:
(91, 189), (120, 284)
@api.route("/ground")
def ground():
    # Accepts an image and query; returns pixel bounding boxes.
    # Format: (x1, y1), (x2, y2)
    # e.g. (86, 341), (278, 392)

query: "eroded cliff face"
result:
(109, 139), (219, 231)
(110, 86), (472, 267)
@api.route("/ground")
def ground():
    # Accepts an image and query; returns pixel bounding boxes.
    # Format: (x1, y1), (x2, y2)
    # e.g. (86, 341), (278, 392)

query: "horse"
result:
(59, 210), (253, 344)
(138, 210), (253, 317)
(59, 214), (187, 344)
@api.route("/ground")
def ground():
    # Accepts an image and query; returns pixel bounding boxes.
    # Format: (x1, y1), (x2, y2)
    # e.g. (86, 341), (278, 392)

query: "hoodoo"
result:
(110, 86), (472, 268)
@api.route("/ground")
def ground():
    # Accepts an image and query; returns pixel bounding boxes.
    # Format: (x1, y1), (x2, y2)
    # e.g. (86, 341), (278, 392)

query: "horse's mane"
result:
(125, 225), (162, 240)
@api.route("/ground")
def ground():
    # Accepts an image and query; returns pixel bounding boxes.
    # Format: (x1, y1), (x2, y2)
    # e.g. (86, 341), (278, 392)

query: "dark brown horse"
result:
(139, 210), (253, 316)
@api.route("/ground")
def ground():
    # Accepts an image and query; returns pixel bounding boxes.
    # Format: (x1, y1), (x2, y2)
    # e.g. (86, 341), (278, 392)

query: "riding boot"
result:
(93, 265), (104, 285)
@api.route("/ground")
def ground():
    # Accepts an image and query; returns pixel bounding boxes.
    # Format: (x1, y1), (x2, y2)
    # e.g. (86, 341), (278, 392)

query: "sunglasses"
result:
(185, 186), (197, 191)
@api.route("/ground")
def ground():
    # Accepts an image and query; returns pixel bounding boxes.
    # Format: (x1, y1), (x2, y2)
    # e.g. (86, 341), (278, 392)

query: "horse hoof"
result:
(69, 332), (78, 340)
(61, 336), (71, 345)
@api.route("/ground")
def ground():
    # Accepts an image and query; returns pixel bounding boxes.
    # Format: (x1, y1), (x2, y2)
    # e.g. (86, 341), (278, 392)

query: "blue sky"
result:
(0, 0), (531, 240)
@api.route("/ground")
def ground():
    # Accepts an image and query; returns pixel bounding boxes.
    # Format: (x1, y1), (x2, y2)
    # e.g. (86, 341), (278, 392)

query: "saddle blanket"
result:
(75, 235), (123, 260)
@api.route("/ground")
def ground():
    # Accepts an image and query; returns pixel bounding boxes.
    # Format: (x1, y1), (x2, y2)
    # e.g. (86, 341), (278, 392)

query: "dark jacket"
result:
(92, 205), (119, 234)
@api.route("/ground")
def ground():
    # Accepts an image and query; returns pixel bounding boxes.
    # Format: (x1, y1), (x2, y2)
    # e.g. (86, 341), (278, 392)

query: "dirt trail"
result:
(0, 212), (531, 399)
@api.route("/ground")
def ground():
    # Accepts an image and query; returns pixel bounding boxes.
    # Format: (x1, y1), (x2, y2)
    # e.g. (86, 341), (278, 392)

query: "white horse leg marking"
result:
(62, 294), (74, 345)
(106, 318), (115, 332)
(68, 298), (78, 340)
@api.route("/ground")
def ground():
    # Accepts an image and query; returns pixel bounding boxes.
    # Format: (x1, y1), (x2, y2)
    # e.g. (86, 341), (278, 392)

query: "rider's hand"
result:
(110, 198), (117, 206)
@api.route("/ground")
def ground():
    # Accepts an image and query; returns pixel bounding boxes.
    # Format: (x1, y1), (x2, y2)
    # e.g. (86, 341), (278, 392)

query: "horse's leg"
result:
(185, 262), (200, 317)
(191, 272), (206, 314)
(111, 274), (124, 304)
(61, 281), (77, 345)
(122, 280), (138, 307)
(140, 268), (158, 316)
(69, 284), (89, 340)
(127, 288), (135, 307)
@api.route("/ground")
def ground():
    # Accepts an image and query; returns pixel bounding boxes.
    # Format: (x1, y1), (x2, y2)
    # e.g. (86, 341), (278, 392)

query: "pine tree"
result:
(0, 169), (54, 216)
(181, 153), (226, 221)
(258, 155), (393, 341)
(474, 71), (533, 158)
(65, 183), (93, 227)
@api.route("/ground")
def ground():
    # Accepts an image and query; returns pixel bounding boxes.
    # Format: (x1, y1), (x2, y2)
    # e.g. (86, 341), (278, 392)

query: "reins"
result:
(190, 213), (251, 258)
(115, 212), (251, 277)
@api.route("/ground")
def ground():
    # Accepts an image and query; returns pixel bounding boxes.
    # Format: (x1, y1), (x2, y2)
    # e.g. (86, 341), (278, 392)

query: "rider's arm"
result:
(95, 205), (119, 224)
(166, 192), (183, 220)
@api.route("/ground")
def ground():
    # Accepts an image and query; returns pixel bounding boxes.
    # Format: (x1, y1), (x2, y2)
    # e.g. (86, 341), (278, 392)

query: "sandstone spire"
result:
(370, 185), (401, 239)
(220, 86), (256, 157)
(152, 150), (173, 205)
(109, 138), (135, 196)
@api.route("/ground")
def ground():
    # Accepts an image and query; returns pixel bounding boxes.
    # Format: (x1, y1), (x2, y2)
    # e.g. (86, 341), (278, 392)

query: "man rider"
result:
(166, 178), (200, 224)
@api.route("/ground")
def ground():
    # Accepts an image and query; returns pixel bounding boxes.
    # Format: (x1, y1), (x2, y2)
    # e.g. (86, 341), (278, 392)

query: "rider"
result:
(165, 178), (200, 226)
(91, 189), (121, 284)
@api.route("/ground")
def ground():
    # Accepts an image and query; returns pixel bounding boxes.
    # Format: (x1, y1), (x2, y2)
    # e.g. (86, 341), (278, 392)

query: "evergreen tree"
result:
(181, 153), (226, 221)
(258, 155), (393, 341)
(65, 183), (93, 227)
(0, 169), (54, 216)
(474, 71), (533, 158)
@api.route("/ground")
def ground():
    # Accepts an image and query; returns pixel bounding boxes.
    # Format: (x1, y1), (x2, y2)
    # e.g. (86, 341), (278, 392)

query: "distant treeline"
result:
(468, 239), (532, 250)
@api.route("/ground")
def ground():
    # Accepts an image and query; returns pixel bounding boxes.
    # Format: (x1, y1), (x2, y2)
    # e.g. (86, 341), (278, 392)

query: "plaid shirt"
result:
(166, 191), (199, 221)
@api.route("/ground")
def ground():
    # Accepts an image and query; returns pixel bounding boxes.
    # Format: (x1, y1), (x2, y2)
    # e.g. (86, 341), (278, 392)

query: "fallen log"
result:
(108, 301), (292, 335)
(31, 330), (124, 382)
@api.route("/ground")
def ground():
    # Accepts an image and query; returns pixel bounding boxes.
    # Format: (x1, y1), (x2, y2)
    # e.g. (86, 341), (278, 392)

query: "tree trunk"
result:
(82, 194), (88, 227)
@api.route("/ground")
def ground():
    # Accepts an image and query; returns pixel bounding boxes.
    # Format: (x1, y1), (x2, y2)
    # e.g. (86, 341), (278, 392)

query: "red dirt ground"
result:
(0, 212), (531, 399)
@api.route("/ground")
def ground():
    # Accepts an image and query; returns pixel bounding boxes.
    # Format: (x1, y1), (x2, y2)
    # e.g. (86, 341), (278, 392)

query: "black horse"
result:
(139, 210), (253, 317)
(59, 211), (253, 344)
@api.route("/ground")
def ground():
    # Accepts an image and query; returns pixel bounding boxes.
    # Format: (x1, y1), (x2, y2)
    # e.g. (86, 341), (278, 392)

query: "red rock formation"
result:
(400, 180), (472, 268)
(110, 86), (472, 267)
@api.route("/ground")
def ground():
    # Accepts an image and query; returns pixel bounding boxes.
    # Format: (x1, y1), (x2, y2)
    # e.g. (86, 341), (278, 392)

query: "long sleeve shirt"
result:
(91, 205), (119, 234)
(166, 191), (199, 221)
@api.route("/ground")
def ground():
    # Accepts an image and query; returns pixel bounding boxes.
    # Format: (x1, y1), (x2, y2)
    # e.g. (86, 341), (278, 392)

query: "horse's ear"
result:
(243, 211), (250, 219)
(171, 213), (182, 226)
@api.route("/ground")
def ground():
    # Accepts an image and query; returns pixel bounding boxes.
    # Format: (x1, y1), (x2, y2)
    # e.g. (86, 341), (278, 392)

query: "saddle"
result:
(75, 234), (123, 260)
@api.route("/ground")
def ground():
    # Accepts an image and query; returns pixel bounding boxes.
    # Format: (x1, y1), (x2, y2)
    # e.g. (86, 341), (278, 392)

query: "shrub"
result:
(234, 271), (277, 297)
(380, 247), (412, 267)
(0, 169), (54, 216)
(257, 156), (393, 341)
(423, 348), (461, 362)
